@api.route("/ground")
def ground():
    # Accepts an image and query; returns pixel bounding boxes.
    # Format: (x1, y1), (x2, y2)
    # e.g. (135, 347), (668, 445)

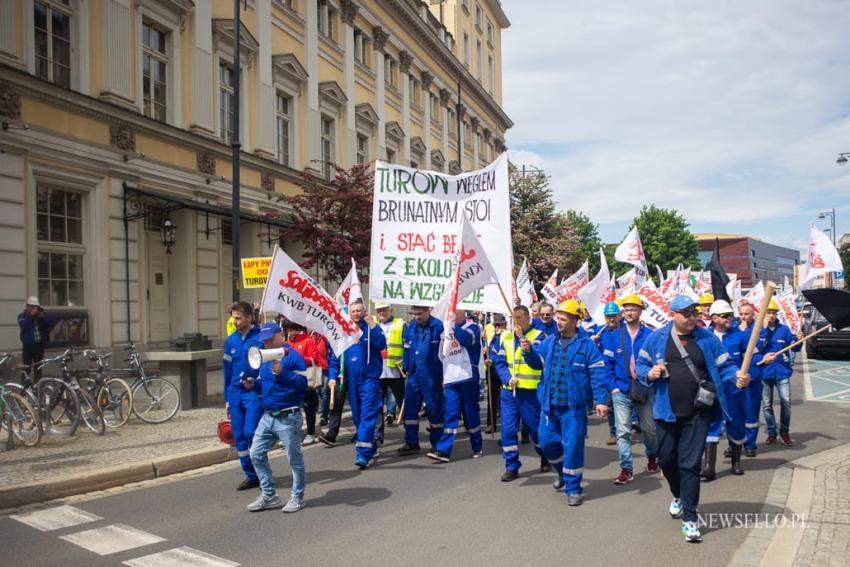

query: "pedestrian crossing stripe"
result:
(10, 505), (102, 532)
(123, 546), (240, 567)
(60, 524), (166, 555)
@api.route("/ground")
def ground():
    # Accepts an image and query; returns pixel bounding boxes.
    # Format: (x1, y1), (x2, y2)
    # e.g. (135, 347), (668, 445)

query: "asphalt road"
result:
(3, 360), (849, 567)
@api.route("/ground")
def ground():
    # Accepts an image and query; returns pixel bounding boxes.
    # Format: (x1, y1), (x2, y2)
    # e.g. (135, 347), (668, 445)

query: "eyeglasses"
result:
(677, 309), (699, 318)
(716, 314), (733, 320)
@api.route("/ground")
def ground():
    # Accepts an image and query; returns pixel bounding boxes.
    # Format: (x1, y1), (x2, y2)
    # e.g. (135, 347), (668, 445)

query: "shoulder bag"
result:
(670, 331), (716, 411)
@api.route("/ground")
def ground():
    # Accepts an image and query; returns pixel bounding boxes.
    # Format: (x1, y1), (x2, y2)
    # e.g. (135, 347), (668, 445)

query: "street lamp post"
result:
(231, 0), (244, 303)
(818, 208), (836, 248)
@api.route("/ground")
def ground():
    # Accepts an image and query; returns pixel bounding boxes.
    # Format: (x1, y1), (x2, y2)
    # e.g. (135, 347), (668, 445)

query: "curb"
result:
(0, 445), (236, 510)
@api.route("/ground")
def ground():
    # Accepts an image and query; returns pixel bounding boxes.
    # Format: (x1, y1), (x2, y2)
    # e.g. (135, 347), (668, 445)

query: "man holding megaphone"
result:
(223, 301), (264, 492)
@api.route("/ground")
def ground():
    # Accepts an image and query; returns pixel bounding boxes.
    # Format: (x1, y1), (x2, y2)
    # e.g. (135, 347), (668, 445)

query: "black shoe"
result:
(396, 444), (421, 456)
(426, 450), (451, 463)
(520, 432), (530, 444)
(539, 457), (551, 473)
(700, 444), (717, 482)
(552, 477), (565, 491)
(237, 478), (260, 491)
(319, 417), (328, 427)
(723, 446), (732, 459)
(501, 469), (519, 482)
(484, 426), (495, 434)
(731, 445), (744, 476)
(745, 447), (757, 458)
(318, 435), (338, 447)
(386, 414), (395, 425)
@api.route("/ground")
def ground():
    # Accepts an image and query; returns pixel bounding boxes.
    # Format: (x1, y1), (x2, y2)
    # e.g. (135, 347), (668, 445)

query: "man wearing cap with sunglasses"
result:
(637, 295), (748, 543)
(247, 322), (308, 513)
(18, 296), (53, 380)
(701, 299), (756, 480)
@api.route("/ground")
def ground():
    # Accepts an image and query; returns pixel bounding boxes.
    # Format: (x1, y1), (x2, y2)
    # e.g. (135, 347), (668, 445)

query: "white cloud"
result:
(501, 0), (850, 240)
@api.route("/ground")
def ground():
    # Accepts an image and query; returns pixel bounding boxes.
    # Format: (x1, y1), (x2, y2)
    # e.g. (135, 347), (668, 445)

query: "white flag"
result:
(636, 280), (671, 329)
(434, 216), (501, 357)
(515, 259), (535, 308)
(540, 269), (559, 306)
(800, 226), (842, 290)
(617, 268), (638, 295)
(333, 258), (362, 307)
(578, 251), (611, 326)
(260, 246), (362, 356)
(557, 261), (589, 301)
(776, 289), (802, 335)
(742, 281), (765, 313)
(615, 226), (648, 284)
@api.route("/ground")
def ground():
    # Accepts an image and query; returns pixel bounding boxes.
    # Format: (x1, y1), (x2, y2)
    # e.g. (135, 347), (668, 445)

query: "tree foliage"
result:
(841, 243), (850, 291)
(509, 165), (581, 281)
(276, 162), (373, 283)
(610, 204), (700, 279)
(564, 209), (604, 272)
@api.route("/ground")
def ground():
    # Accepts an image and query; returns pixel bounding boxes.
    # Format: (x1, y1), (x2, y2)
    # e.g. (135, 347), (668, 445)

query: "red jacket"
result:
(289, 332), (329, 370)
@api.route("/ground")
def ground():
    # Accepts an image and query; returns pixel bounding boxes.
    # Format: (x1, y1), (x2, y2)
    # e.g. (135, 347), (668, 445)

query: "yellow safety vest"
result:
(502, 328), (543, 390)
(386, 317), (405, 367)
(226, 316), (236, 337)
(485, 323), (496, 347)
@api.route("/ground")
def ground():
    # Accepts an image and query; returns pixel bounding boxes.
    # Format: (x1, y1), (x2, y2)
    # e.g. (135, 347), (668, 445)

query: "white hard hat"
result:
(25, 296), (41, 307)
(709, 300), (733, 316)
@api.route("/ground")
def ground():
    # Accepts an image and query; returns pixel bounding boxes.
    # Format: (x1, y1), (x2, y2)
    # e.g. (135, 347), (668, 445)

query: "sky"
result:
(500, 0), (850, 257)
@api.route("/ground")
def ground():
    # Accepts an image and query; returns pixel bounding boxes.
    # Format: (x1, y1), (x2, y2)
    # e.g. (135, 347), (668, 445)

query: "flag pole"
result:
(756, 325), (830, 364)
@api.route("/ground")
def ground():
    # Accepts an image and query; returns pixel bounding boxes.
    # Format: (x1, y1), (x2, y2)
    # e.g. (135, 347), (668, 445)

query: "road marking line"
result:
(10, 505), (102, 531)
(60, 524), (166, 555)
(810, 374), (850, 389)
(802, 355), (814, 401)
(123, 546), (240, 567)
(812, 386), (850, 400)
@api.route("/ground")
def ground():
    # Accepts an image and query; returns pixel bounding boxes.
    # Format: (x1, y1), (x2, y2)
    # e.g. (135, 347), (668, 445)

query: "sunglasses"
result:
(676, 309), (699, 318)
(715, 314), (733, 320)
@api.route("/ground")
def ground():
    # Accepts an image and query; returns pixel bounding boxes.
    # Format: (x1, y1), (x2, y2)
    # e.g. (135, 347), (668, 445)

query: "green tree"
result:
(510, 165), (581, 282)
(611, 205), (700, 281)
(840, 243), (850, 291)
(564, 209), (604, 272)
(275, 162), (373, 283)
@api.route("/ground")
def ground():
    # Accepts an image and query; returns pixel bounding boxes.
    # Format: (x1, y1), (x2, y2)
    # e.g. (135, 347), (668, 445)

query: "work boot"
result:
(501, 469), (519, 482)
(567, 493), (584, 506)
(731, 444), (744, 476)
(552, 476), (565, 491)
(700, 444), (717, 482)
(396, 443), (421, 456)
(723, 445), (732, 459)
(521, 431), (530, 445)
(745, 446), (757, 458)
(539, 456), (551, 473)
(237, 478), (260, 491)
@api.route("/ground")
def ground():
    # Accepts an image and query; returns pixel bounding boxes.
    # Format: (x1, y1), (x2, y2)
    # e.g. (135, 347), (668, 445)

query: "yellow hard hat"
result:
(556, 299), (581, 317)
(620, 294), (644, 308)
(699, 293), (714, 305)
(768, 299), (779, 311)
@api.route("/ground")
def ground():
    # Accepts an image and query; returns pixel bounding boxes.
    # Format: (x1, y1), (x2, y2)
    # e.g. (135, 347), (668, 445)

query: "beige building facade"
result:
(0, 0), (512, 351)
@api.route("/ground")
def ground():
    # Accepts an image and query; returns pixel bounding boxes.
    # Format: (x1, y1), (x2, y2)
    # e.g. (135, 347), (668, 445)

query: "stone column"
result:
(471, 116), (480, 167)
(440, 87), (450, 173)
(304, 0), (321, 173)
(373, 26), (389, 159)
(421, 71), (433, 170)
(99, 0), (134, 107)
(189, 1), (215, 136)
(400, 50), (413, 164)
(253, 0), (275, 158)
(341, 1), (359, 167)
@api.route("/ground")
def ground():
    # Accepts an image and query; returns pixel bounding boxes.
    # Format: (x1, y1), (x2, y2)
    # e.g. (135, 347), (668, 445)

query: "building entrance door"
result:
(147, 220), (171, 343)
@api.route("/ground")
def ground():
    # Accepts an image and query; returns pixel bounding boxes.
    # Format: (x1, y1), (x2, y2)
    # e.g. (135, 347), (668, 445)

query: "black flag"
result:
(708, 237), (731, 302)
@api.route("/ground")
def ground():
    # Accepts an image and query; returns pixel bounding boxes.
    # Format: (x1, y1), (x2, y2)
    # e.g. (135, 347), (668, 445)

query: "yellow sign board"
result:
(241, 256), (272, 289)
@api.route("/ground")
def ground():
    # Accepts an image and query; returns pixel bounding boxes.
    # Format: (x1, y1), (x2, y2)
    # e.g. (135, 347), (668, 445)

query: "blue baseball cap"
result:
(669, 295), (699, 313)
(259, 322), (282, 341)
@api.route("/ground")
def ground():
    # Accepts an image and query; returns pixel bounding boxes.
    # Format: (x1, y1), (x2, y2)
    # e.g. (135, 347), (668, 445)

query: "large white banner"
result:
(260, 246), (362, 356)
(369, 153), (512, 313)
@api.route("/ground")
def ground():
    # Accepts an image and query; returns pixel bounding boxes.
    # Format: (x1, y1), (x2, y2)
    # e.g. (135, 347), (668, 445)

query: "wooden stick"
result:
(329, 384), (336, 411)
(756, 325), (831, 365)
(395, 399), (405, 429)
(740, 281), (777, 378)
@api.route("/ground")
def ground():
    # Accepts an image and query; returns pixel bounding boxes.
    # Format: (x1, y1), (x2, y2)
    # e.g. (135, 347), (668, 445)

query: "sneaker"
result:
(745, 447), (757, 458)
(472, 451), (484, 459)
(247, 494), (282, 512)
(237, 478), (260, 491)
(282, 496), (305, 513)
(427, 450), (451, 463)
(646, 457), (659, 473)
(567, 493), (584, 506)
(355, 455), (369, 470)
(386, 414), (395, 425)
(396, 443), (421, 456)
(302, 434), (316, 446)
(606, 435), (617, 446)
(780, 432), (792, 446)
(766, 434), (777, 445)
(669, 497), (683, 518)
(318, 435), (337, 447)
(614, 469), (634, 485)
(501, 469), (519, 482)
(682, 521), (702, 543)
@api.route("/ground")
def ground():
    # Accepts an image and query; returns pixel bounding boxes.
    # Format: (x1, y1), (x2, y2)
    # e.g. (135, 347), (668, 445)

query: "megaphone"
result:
(248, 346), (287, 370)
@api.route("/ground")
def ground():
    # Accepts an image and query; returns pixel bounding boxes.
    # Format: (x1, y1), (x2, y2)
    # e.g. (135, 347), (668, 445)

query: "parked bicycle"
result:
(78, 350), (133, 428)
(1, 352), (81, 437)
(0, 355), (42, 447)
(120, 343), (181, 424)
(36, 347), (106, 436)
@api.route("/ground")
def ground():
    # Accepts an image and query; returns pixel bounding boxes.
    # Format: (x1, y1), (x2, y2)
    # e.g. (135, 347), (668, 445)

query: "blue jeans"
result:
(762, 378), (791, 435)
(612, 390), (656, 471)
(250, 411), (306, 500)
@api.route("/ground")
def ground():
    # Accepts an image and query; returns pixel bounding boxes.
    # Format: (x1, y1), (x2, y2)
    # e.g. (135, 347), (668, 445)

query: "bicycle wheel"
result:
(97, 377), (133, 428)
(36, 378), (80, 437)
(76, 387), (106, 435)
(1, 391), (41, 446)
(132, 377), (180, 424)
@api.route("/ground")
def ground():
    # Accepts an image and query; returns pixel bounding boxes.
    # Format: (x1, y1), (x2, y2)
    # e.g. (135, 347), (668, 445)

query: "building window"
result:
(142, 22), (168, 122)
(34, 0), (72, 88)
(219, 62), (235, 144)
(409, 75), (420, 107)
(488, 55), (494, 94)
(430, 93), (440, 122)
(487, 20), (493, 44)
(476, 40), (482, 81)
(461, 0), (469, 12)
(384, 54), (397, 88)
(354, 29), (370, 68)
(463, 33), (469, 67)
(386, 148), (396, 164)
(320, 115), (334, 179)
(356, 134), (369, 164)
(36, 186), (85, 307)
(221, 219), (232, 245)
(447, 108), (456, 135)
(318, 0), (335, 41)
(275, 92), (291, 166)
(475, 3), (482, 30)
